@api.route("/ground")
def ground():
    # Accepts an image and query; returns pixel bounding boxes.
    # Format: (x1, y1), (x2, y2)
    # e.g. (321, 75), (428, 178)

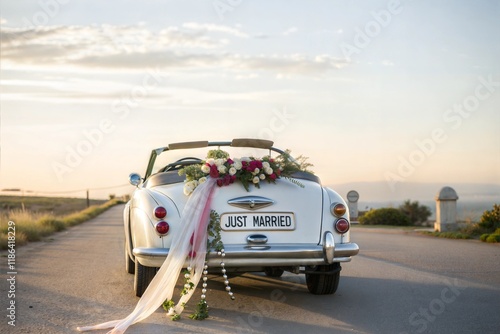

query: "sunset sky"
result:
(1, 0), (499, 201)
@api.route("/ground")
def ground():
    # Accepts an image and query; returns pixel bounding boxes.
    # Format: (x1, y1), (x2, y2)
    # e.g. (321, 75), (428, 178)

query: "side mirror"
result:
(129, 173), (142, 187)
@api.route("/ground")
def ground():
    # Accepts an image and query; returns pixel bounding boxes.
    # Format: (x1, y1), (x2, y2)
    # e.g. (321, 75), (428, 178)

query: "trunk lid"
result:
(210, 178), (323, 245)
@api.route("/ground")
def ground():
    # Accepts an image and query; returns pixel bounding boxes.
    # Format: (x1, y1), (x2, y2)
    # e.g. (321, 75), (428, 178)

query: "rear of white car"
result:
(124, 139), (359, 297)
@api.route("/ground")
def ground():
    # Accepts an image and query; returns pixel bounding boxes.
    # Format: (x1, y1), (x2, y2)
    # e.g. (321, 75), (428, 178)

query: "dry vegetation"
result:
(0, 196), (124, 250)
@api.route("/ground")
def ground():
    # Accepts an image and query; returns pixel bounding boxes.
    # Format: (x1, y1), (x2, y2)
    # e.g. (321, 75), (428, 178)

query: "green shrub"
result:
(359, 208), (411, 226)
(399, 200), (432, 225)
(480, 233), (489, 242)
(485, 234), (500, 243)
(478, 204), (500, 231)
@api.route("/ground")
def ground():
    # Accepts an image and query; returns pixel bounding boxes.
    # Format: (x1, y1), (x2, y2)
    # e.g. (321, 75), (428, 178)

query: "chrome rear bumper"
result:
(134, 232), (359, 268)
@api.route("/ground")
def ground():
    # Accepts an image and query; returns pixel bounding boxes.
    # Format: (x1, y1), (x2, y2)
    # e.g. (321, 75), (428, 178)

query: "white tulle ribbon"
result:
(77, 178), (217, 333)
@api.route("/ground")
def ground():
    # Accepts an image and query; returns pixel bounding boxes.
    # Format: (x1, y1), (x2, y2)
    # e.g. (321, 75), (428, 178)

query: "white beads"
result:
(218, 249), (235, 300)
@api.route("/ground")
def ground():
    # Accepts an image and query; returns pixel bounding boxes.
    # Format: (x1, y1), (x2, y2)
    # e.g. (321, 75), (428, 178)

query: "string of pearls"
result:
(200, 248), (235, 301)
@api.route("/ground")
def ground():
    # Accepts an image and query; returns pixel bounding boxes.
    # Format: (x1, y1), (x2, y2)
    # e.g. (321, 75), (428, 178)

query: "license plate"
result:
(221, 212), (295, 231)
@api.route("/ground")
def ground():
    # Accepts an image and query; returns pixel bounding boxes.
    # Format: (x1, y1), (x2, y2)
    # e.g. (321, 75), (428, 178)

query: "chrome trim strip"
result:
(227, 196), (275, 210)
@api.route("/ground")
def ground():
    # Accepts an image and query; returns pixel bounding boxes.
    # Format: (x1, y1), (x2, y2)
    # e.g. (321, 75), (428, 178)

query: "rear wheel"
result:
(264, 267), (284, 278)
(134, 261), (157, 297)
(305, 263), (341, 295)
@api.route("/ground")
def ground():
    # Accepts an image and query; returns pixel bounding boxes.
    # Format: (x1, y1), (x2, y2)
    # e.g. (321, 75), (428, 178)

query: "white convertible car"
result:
(124, 139), (359, 297)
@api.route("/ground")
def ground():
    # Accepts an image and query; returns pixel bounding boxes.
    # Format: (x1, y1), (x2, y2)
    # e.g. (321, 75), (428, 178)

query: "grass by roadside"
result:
(351, 224), (422, 231)
(0, 195), (108, 216)
(1, 198), (124, 250)
(419, 231), (472, 240)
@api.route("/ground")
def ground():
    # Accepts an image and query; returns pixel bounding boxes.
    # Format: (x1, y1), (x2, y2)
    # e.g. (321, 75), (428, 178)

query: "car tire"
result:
(134, 261), (157, 297)
(305, 263), (341, 295)
(264, 267), (284, 278)
(125, 244), (135, 275)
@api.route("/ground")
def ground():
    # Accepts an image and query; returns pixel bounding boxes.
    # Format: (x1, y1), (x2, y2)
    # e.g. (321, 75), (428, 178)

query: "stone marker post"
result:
(347, 190), (360, 221)
(434, 186), (459, 232)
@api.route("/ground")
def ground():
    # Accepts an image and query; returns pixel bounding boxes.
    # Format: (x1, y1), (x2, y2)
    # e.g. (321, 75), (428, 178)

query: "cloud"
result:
(283, 27), (298, 36)
(182, 22), (249, 38)
(0, 23), (348, 76)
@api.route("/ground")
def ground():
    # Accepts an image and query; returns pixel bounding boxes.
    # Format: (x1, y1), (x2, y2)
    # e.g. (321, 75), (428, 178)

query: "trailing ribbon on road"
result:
(77, 178), (217, 334)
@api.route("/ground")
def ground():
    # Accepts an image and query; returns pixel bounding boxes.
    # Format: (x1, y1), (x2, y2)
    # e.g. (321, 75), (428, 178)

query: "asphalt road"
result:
(1, 205), (500, 334)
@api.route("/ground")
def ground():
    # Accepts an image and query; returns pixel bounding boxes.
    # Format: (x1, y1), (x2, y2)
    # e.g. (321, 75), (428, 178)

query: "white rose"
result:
(241, 157), (251, 162)
(265, 167), (273, 175)
(218, 165), (227, 174)
(201, 165), (210, 174)
(229, 167), (237, 176)
(259, 174), (266, 180)
(253, 168), (260, 175)
(183, 181), (196, 196)
(199, 177), (207, 184)
(215, 158), (225, 167)
(183, 186), (193, 196)
(232, 159), (242, 170)
(252, 176), (260, 184)
(262, 162), (270, 169)
(206, 158), (215, 166)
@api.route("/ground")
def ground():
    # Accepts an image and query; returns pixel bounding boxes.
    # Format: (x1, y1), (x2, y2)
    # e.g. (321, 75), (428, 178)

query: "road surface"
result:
(1, 205), (499, 333)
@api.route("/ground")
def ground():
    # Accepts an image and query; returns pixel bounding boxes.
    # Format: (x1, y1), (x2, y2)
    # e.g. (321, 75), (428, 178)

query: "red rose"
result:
(270, 173), (277, 180)
(210, 164), (219, 178)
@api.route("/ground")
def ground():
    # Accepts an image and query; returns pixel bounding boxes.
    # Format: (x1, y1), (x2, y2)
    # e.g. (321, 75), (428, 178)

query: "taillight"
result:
(331, 203), (347, 217)
(156, 221), (170, 235)
(335, 218), (350, 234)
(154, 206), (167, 219)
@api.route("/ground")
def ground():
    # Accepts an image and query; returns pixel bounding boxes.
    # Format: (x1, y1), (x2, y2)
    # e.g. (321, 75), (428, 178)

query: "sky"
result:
(0, 0), (499, 201)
